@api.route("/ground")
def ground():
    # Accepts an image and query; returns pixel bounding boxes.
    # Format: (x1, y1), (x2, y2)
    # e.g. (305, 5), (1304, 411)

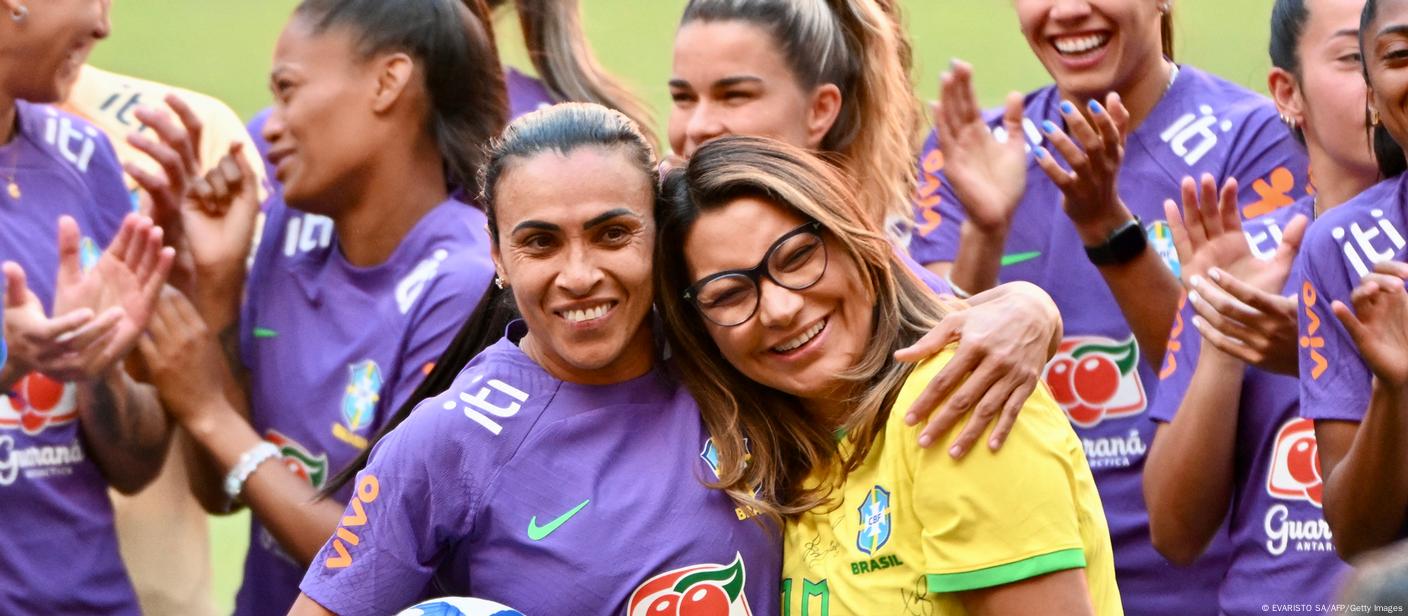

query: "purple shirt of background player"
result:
(231, 196), (495, 616)
(0, 101), (140, 614)
(909, 64), (1310, 615)
(1297, 175), (1408, 424)
(1153, 197), (1348, 615)
(300, 327), (780, 615)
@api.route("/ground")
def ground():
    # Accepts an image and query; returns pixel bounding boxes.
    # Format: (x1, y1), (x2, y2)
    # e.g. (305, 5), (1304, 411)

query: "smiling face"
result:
(261, 16), (383, 213)
(4, 0), (110, 104)
(1011, 0), (1166, 100)
(1297, 0), (1377, 177)
(683, 195), (871, 403)
(1365, 0), (1408, 152)
(667, 19), (838, 159)
(491, 146), (657, 384)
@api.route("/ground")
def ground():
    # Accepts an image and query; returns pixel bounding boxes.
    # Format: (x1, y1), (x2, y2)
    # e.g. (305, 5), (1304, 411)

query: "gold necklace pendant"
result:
(5, 180), (17, 200)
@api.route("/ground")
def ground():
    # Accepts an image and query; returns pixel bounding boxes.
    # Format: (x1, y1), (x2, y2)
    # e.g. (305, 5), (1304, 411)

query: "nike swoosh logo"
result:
(527, 499), (590, 541)
(1000, 251), (1042, 266)
(253, 327), (278, 339)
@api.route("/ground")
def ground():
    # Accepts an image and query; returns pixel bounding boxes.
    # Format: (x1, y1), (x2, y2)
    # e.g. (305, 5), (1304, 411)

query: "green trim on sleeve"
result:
(926, 548), (1087, 593)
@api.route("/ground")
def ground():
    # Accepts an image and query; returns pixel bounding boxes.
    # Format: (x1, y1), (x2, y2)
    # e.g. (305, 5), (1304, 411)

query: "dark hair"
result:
(294, 0), (509, 192)
(323, 102), (657, 497)
(1270, 0), (1310, 144)
(1360, 0), (1408, 178)
(1162, 11), (1176, 60)
(480, 102), (659, 244)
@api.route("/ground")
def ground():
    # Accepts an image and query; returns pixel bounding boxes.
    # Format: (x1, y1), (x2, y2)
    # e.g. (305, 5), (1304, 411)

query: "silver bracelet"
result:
(223, 441), (281, 503)
(943, 271), (974, 300)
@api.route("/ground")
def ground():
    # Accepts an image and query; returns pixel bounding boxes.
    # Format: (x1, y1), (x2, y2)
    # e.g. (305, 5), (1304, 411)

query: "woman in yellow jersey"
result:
(655, 136), (1121, 616)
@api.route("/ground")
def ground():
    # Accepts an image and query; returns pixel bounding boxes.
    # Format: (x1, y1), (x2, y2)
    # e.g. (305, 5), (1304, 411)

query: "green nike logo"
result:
(1000, 251), (1042, 266)
(253, 327), (278, 339)
(527, 499), (590, 541)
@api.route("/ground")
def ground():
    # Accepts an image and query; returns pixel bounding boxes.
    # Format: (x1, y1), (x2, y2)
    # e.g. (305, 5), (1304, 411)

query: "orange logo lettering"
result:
(1159, 295), (1188, 380)
(325, 474), (381, 569)
(915, 150), (945, 237)
(1242, 167), (1296, 219)
(1299, 281), (1329, 380)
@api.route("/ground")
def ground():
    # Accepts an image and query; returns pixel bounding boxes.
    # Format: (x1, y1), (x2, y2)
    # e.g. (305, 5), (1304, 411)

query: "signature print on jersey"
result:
(627, 554), (752, 616)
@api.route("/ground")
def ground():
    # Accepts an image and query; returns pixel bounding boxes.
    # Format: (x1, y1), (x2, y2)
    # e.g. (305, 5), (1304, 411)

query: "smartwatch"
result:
(1084, 217), (1147, 266)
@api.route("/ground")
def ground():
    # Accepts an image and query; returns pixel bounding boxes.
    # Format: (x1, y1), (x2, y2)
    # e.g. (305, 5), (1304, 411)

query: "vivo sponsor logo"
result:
(0, 435), (84, 486)
(41, 108), (99, 173)
(1331, 208), (1406, 279)
(282, 212), (334, 257)
(1159, 104), (1234, 166)
(1264, 504), (1333, 556)
(1081, 429), (1148, 469)
(395, 249), (449, 314)
(445, 378), (529, 435)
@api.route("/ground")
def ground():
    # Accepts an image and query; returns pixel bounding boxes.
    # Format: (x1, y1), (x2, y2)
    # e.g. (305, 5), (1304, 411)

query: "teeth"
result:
(1054, 33), (1109, 55)
(563, 303), (611, 324)
(774, 320), (825, 353)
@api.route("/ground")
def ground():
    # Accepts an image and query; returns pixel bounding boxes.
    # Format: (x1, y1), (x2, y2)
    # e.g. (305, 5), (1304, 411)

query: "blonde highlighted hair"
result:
(655, 136), (952, 522)
(679, 0), (922, 240)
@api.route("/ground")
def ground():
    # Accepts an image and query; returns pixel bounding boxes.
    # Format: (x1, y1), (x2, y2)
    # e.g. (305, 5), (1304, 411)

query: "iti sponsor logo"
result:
(1146, 221), (1181, 278)
(332, 360), (383, 450)
(1044, 336), (1147, 428)
(1244, 215), (1292, 261)
(1159, 104), (1233, 166)
(856, 485), (892, 556)
(627, 554), (752, 616)
(445, 376), (529, 435)
(396, 249), (450, 314)
(1300, 281), (1328, 380)
(1264, 418), (1333, 555)
(264, 429), (328, 489)
(1331, 208), (1406, 279)
(41, 107), (99, 172)
(0, 373), (77, 436)
(282, 212), (334, 257)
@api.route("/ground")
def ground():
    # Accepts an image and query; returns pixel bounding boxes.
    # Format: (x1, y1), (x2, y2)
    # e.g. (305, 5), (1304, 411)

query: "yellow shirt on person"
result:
(781, 349), (1122, 616)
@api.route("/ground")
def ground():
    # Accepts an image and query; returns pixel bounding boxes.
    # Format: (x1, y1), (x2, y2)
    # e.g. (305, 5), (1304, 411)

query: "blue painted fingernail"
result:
(1088, 99), (1104, 114)
(1060, 100), (1076, 114)
(1041, 120), (1058, 135)
(1034, 146), (1048, 159)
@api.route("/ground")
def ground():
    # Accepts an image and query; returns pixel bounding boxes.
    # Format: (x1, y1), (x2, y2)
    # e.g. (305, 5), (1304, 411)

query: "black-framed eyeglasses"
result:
(683, 221), (828, 327)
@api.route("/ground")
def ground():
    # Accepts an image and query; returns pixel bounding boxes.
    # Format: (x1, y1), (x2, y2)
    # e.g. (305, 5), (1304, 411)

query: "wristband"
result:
(223, 441), (280, 503)
(943, 271), (974, 299)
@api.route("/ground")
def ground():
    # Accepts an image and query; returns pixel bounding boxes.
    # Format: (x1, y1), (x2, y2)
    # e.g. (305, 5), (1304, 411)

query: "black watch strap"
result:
(1084, 217), (1146, 266)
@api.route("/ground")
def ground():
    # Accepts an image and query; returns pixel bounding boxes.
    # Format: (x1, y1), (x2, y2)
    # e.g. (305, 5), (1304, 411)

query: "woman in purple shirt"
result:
(136, 1), (509, 614)
(0, 0), (176, 612)
(1143, 0), (1385, 612)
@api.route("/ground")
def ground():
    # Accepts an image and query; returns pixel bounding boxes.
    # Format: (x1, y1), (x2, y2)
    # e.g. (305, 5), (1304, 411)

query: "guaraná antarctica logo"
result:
(627, 554), (752, 616)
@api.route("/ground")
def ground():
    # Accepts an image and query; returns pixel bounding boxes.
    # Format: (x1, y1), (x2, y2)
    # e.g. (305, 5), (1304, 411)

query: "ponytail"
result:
(1161, 10), (1175, 61)
(512, 0), (660, 149)
(681, 0), (920, 238)
(322, 283), (517, 498)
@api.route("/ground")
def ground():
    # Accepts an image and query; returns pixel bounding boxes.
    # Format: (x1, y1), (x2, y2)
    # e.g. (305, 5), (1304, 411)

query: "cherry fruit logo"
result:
(627, 554), (752, 616)
(1266, 418), (1323, 507)
(0, 373), (77, 435)
(1044, 336), (1146, 427)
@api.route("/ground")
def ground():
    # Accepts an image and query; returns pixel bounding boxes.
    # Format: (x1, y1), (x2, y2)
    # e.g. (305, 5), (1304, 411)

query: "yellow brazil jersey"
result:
(781, 349), (1122, 616)
(60, 64), (268, 214)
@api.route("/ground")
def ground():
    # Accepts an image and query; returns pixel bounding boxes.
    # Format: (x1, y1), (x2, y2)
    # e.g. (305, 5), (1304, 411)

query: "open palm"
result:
(935, 61), (1027, 231)
(1336, 261), (1408, 388)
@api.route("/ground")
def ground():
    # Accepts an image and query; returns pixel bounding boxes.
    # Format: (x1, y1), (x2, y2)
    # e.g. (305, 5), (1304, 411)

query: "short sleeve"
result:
(1149, 294), (1198, 424)
(300, 404), (474, 616)
(1296, 244), (1372, 422)
(899, 355), (1088, 592)
(1225, 109), (1310, 222)
(908, 133), (968, 266)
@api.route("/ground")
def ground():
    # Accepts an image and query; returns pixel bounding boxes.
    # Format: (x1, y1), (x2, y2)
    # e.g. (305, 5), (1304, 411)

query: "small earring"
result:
(493, 276), (505, 290)
(10, 4), (27, 22)
(1157, 1), (1170, 13)
(1372, 109), (1382, 127)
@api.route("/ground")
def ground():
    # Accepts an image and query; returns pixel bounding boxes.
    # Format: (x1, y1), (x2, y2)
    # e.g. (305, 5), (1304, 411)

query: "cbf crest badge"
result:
(332, 360), (383, 450)
(857, 485), (892, 555)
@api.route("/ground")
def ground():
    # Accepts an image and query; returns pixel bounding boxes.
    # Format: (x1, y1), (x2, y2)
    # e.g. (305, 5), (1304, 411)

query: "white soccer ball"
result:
(395, 596), (525, 616)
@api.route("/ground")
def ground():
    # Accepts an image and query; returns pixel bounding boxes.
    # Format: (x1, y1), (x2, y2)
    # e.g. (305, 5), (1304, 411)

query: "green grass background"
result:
(88, 1), (1275, 612)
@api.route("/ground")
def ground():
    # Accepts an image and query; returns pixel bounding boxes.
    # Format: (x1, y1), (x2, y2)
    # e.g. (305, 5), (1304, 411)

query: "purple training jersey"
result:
(1152, 198), (1347, 615)
(1297, 175), (1408, 424)
(0, 101), (139, 614)
(300, 327), (781, 615)
(908, 64), (1311, 615)
(233, 197), (495, 616)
